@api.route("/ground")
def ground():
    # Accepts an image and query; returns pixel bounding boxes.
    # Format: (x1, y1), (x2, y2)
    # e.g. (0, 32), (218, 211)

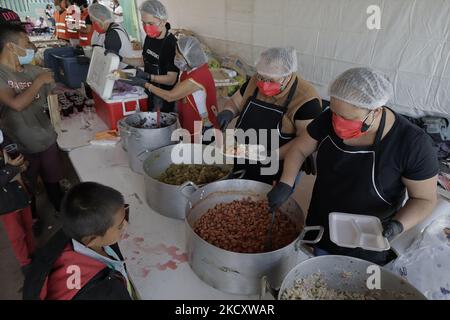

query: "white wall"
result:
(136, 0), (450, 117)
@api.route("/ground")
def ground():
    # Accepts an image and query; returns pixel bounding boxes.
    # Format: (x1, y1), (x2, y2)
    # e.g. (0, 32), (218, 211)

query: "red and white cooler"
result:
(86, 47), (149, 130)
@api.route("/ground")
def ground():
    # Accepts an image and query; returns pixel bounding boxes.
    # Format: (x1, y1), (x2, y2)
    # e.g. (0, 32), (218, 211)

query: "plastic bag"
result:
(388, 215), (450, 300)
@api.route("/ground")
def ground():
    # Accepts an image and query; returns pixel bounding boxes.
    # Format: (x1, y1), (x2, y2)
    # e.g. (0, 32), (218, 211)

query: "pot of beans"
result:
(185, 179), (324, 295)
(143, 143), (245, 220)
(125, 112), (178, 174)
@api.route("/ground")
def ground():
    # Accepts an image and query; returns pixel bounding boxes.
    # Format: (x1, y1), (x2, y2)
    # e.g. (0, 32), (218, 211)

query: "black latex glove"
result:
(382, 220), (404, 241)
(217, 110), (234, 131)
(301, 155), (316, 175)
(136, 69), (151, 80)
(267, 182), (294, 212)
(118, 77), (147, 88)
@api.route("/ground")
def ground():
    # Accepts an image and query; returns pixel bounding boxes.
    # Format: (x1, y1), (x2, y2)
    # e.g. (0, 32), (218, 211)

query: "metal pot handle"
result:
(131, 129), (142, 140)
(118, 125), (131, 135)
(259, 276), (278, 300)
(231, 169), (246, 179)
(136, 149), (150, 162)
(179, 181), (200, 199)
(295, 226), (324, 249)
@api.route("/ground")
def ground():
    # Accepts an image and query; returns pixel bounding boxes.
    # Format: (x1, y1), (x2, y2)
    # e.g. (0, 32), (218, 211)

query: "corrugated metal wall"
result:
(0, 0), (30, 13)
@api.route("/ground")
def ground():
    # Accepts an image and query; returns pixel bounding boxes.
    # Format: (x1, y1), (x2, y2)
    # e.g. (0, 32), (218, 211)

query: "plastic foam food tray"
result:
(329, 212), (390, 252)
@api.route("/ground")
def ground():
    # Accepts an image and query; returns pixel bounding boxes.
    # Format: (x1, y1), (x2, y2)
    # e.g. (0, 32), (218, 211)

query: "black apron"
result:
(307, 109), (402, 265)
(233, 79), (298, 184)
(143, 32), (175, 113)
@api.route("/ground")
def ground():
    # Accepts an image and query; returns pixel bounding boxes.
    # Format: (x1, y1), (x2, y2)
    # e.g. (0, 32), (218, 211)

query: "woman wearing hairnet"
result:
(216, 47), (323, 184)
(121, 0), (179, 113)
(268, 67), (439, 265)
(88, 3), (136, 69)
(140, 36), (218, 139)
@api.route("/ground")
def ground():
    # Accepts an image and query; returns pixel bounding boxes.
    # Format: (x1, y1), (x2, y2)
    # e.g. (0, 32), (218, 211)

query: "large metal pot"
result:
(185, 179), (324, 295)
(143, 143), (244, 220)
(126, 112), (178, 174)
(271, 255), (426, 300)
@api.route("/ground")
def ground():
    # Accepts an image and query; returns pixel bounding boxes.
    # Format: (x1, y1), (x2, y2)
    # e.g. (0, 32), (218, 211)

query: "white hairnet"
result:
(0, 129), (3, 145)
(177, 36), (207, 68)
(88, 3), (114, 24)
(256, 47), (298, 78)
(329, 67), (393, 109)
(140, 0), (168, 20)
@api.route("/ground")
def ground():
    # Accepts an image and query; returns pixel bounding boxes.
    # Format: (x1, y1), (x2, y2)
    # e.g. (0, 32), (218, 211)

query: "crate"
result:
(53, 55), (90, 89)
(43, 46), (74, 83)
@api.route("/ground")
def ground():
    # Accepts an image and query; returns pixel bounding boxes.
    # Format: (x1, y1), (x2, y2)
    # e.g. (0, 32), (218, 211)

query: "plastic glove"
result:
(216, 110), (234, 131)
(118, 77), (147, 88)
(135, 69), (150, 80)
(383, 220), (404, 241)
(267, 182), (294, 212)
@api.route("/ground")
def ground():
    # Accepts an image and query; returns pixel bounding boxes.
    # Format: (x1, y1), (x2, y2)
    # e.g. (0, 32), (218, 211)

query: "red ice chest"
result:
(92, 91), (149, 130)
(86, 46), (150, 130)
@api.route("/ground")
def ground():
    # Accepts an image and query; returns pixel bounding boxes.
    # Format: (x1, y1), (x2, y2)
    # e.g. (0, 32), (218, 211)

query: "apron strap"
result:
(250, 77), (298, 113)
(283, 77), (298, 109)
(373, 108), (387, 148)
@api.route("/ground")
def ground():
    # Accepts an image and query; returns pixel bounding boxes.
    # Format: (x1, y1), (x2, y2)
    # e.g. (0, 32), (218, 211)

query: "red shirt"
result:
(178, 64), (219, 137)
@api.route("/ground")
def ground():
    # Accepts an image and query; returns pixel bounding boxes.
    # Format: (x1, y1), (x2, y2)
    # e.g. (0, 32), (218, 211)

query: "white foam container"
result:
(329, 212), (390, 252)
(86, 46), (120, 100)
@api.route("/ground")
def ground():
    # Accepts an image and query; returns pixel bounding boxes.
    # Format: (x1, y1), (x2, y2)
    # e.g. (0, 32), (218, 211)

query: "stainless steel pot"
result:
(126, 112), (178, 174)
(143, 144), (244, 220)
(117, 118), (130, 151)
(269, 255), (426, 300)
(185, 179), (324, 295)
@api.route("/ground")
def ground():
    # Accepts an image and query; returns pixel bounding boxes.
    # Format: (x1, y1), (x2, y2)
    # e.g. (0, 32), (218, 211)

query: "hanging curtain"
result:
(120, 0), (139, 40)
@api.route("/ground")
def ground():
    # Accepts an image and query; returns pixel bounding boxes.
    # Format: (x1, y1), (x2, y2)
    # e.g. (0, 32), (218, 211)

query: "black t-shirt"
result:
(104, 23), (123, 58)
(142, 32), (178, 90)
(239, 79), (322, 120)
(307, 108), (439, 204)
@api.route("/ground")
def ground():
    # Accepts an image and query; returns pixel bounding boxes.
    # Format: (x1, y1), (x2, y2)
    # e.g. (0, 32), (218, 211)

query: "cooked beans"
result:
(158, 164), (229, 186)
(194, 199), (299, 253)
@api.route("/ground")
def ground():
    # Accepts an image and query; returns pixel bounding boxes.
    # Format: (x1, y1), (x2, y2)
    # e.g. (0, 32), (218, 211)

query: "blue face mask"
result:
(14, 45), (35, 65)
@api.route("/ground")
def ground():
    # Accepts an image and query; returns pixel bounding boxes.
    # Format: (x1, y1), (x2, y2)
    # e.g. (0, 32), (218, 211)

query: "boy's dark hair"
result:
(0, 23), (26, 53)
(61, 182), (124, 242)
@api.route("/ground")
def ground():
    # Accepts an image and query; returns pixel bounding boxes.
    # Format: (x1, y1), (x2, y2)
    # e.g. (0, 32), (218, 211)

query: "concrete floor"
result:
(0, 151), (316, 300)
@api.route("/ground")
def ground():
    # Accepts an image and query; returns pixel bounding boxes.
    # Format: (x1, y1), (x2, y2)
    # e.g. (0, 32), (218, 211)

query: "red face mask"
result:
(332, 112), (370, 140)
(144, 24), (162, 38)
(93, 22), (105, 34)
(256, 81), (282, 97)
